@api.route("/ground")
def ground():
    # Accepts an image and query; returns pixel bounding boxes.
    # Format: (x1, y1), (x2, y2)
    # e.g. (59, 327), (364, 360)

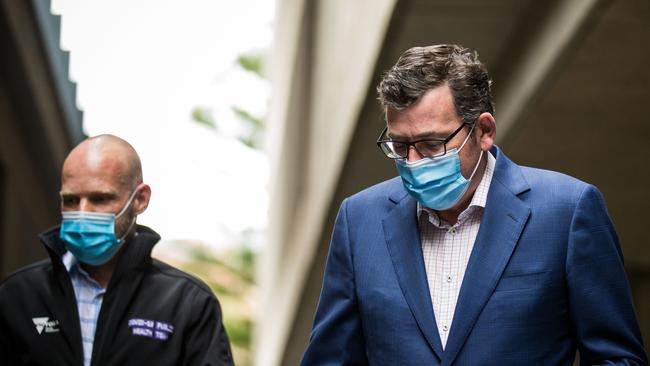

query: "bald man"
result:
(0, 135), (234, 366)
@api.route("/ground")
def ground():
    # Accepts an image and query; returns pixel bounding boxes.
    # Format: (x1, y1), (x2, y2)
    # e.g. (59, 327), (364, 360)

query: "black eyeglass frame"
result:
(376, 122), (473, 159)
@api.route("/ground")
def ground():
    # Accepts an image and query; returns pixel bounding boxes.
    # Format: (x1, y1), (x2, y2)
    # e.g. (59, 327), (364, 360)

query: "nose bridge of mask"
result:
(62, 210), (115, 221)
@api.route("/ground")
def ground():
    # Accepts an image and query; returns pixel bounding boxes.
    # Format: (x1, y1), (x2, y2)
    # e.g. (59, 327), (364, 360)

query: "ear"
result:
(475, 112), (496, 151)
(132, 183), (151, 215)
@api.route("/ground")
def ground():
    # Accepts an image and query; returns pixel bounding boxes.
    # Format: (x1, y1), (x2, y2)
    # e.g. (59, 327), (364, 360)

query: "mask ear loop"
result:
(457, 123), (477, 152)
(458, 122), (483, 181)
(117, 217), (138, 244)
(116, 187), (141, 242)
(467, 150), (484, 181)
(116, 187), (140, 219)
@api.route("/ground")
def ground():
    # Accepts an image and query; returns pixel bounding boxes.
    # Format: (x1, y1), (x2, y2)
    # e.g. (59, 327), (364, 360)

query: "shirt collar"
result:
(62, 251), (104, 289)
(62, 251), (77, 273)
(417, 151), (496, 227)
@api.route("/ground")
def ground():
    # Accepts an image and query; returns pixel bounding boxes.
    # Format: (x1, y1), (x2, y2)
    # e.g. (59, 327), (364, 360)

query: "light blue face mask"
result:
(59, 189), (139, 266)
(396, 124), (483, 210)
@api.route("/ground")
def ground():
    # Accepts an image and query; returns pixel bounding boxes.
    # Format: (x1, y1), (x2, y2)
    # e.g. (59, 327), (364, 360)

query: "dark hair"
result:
(377, 44), (494, 124)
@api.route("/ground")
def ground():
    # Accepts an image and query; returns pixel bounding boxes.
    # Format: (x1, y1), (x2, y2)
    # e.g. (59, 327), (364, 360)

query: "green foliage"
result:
(187, 244), (256, 284)
(232, 106), (264, 129)
(236, 51), (266, 79)
(232, 106), (264, 149)
(191, 107), (217, 129)
(190, 49), (268, 151)
(224, 317), (253, 347)
(233, 245), (256, 284)
(237, 245), (255, 271)
(187, 245), (220, 264)
(185, 48), (269, 361)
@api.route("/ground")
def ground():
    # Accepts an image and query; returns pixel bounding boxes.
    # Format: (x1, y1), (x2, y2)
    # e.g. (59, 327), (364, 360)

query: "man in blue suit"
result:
(301, 44), (647, 365)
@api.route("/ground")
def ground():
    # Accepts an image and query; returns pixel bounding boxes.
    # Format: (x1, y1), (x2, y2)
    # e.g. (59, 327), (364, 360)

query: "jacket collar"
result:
(489, 145), (530, 196)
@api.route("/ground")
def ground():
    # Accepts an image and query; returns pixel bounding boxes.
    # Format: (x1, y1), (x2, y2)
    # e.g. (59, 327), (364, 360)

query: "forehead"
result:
(61, 149), (130, 194)
(386, 84), (459, 137)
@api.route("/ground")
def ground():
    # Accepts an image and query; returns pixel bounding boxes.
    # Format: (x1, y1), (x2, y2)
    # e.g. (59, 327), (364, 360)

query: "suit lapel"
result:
(383, 193), (444, 361)
(443, 148), (531, 365)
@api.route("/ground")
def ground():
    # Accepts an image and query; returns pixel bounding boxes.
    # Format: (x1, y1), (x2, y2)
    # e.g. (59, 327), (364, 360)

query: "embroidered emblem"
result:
(128, 318), (174, 341)
(32, 317), (60, 334)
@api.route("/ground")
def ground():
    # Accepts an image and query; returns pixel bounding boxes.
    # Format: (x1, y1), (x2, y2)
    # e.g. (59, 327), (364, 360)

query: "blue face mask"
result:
(59, 189), (139, 266)
(396, 125), (483, 210)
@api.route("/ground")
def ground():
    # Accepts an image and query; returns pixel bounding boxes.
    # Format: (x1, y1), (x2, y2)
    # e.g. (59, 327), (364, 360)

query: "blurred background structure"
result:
(259, 0), (650, 365)
(2, 0), (649, 365)
(0, 0), (84, 276)
(1, 0), (271, 364)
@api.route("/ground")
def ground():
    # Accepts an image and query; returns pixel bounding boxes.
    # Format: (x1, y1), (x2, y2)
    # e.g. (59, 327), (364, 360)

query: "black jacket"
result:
(0, 225), (234, 365)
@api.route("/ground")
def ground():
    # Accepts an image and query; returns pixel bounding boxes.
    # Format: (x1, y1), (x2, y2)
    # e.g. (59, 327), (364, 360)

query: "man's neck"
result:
(437, 207), (465, 227)
(80, 230), (138, 287)
(80, 256), (119, 288)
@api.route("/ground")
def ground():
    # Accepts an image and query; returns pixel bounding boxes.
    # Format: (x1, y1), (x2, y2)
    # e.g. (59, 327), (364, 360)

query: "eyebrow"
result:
(59, 190), (117, 198)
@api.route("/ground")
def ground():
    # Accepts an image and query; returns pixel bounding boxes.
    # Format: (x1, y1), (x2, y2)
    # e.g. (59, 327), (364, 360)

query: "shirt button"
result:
(442, 325), (448, 332)
(449, 228), (457, 235)
(446, 276), (452, 283)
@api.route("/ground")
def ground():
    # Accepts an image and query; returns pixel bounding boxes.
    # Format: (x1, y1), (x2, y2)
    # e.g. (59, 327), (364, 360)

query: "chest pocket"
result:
(494, 270), (551, 292)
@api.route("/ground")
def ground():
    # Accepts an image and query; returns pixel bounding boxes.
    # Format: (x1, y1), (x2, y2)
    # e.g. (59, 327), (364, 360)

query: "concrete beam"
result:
(494, 0), (605, 144)
(255, 0), (313, 365)
(3, 0), (70, 165)
(257, 0), (398, 365)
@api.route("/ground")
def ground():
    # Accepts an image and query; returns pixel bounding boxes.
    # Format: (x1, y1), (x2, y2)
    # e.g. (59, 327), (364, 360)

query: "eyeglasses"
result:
(376, 122), (472, 159)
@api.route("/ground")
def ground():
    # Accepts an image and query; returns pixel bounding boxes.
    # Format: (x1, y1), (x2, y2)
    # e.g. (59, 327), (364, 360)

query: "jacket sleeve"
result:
(182, 290), (234, 366)
(566, 185), (647, 365)
(301, 199), (369, 366)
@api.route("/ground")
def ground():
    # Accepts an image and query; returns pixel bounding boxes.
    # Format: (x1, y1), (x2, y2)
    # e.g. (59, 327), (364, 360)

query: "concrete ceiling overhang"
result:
(0, 0), (84, 216)
(503, 0), (650, 271)
(281, 0), (649, 363)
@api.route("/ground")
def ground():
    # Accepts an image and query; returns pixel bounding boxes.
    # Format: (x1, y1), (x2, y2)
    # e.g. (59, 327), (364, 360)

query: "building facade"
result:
(0, 0), (84, 277)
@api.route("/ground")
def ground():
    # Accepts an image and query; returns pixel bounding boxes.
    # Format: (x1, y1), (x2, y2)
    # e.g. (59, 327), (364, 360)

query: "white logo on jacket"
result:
(32, 317), (60, 334)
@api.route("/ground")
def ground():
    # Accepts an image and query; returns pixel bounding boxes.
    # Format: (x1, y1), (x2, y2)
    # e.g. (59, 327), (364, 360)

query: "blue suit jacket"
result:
(302, 147), (647, 365)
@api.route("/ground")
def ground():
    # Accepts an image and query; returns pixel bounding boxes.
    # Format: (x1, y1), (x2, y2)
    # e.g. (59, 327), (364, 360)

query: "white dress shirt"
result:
(417, 152), (495, 348)
(63, 252), (106, 366)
